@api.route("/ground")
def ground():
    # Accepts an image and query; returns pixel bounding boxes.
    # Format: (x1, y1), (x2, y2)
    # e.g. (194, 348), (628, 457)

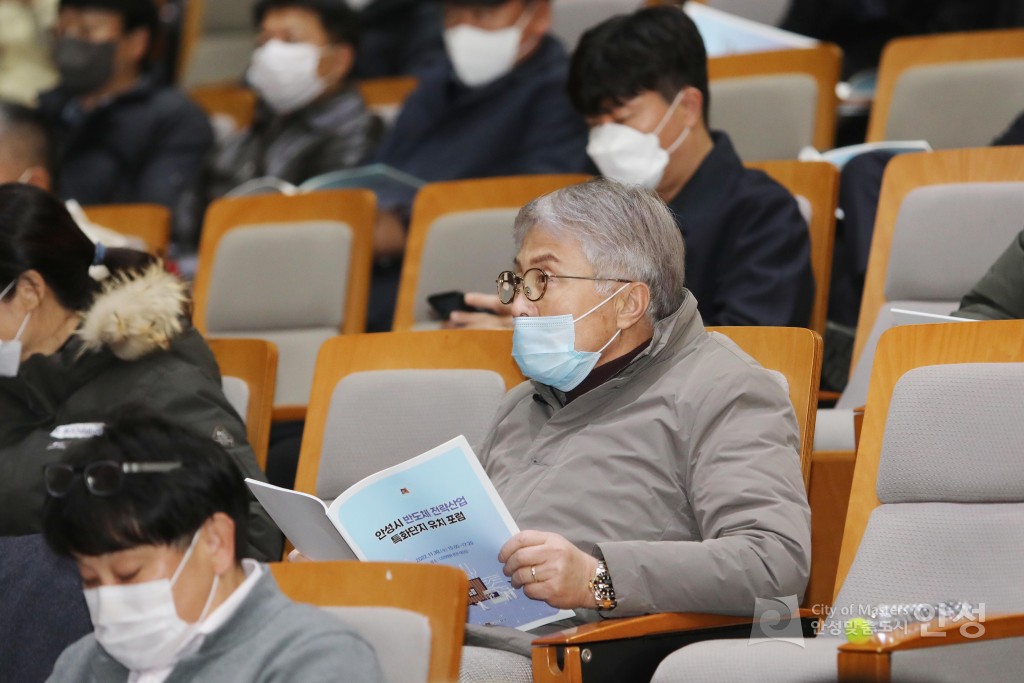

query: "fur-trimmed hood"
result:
(77, 265), (189, 361)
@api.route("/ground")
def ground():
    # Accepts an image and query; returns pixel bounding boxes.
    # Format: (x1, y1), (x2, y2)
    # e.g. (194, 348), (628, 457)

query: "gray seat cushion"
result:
(322, 606), (431, 683)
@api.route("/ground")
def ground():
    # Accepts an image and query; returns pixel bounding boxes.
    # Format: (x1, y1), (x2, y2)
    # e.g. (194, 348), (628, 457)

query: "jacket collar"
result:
(532, 291), (706, 407)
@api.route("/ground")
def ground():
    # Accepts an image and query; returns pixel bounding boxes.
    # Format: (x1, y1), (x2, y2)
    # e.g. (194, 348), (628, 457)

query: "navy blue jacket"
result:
(668, 132), (814, 327)
(371, 35), (590, 214)
(38, 79), (213, 211)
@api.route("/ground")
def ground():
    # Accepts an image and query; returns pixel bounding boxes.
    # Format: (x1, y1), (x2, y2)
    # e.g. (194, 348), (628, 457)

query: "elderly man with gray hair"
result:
(462, 178), (811, 678)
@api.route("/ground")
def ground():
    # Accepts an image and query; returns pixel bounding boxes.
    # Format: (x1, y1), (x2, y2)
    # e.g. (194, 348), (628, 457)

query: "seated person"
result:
(0, 183), (281, 561)
(954, 227), (1024, 321)
(203, 0), (380, 201)
(349, 0), (445, 78)
(450, 7), (814, 330)
(37, 0), (212, 212)
(462, 178), (811, 672)
(367, 0), (589, 331)
(44, 413), (383, 682)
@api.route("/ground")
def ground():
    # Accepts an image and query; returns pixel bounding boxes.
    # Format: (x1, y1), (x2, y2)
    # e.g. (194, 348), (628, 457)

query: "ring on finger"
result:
(530, 566), (537, 583)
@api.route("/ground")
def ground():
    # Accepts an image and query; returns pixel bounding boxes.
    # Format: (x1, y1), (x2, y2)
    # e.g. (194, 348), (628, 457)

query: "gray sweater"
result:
(47, 570), (384, 683)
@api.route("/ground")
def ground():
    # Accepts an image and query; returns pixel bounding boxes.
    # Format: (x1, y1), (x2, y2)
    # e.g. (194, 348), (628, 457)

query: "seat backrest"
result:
(746, 160), (839, 336)
(708, 44), (841, 160)
(189, 83), (257, 131)
(832, 320), (1024, 612)
(847, 147), (1024, 407)
(81, 204), (171, 256)
(704, 0), (790, 26)
(708, 326), (822, 488)
(294, 330), (525, 498)
(180, 0), (257, 87)
(392, 175), (590, 331)
(867, 29), (1024, 148)
(549, 0), (644, 50)
(193, 191), (375, 417)
(269, 561), (469, 683)
(321, 607), (430, 683)
(356, 76), (419, 126)
(207, 338), (278, 470)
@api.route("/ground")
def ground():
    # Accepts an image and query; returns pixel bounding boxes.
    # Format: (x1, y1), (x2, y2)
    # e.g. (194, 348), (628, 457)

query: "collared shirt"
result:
(130, 560), (264, 683)
(666, 131), (814, 327)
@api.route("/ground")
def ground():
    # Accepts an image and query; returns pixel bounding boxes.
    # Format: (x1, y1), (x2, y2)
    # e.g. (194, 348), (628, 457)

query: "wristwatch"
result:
(589, 560), (617, 611)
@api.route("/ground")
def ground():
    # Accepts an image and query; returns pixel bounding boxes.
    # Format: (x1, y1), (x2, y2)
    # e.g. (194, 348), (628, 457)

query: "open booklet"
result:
(225, 163), (425, 199)
(798, 140), (932, 169)
(247, 436), (574, 631)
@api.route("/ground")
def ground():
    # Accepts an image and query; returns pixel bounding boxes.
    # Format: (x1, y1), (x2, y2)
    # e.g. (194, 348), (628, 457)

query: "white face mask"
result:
(84, 531), (220, 672)
(246, 39), (327, 115)
(443, 6), (534, 88)
(586, 91), (690, 190)
(0, 279), (30, 378)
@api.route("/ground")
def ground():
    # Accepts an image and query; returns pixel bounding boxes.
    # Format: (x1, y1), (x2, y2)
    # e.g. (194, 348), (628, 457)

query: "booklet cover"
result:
(248, 436), (574, 631)
(684, 3), (817, 57)
(798, 140), (932, 169)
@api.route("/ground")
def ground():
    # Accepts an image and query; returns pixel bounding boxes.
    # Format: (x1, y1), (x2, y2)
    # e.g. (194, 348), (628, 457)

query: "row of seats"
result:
(188, 26), (1024, 162)
(247, 317), (1024, 682)
(85, 162), (837, 415)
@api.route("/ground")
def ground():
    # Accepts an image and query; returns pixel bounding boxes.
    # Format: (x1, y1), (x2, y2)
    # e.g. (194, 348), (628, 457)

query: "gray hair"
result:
(513, 178), (686, 321)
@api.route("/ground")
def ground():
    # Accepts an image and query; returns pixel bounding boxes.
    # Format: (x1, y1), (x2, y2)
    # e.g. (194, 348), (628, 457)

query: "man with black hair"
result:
(449, 6), (814, 330)
(568, 6), (813, 328)
(366, 0), (589, 331)
(43, 414), (384, 682)
(349, 0), (445, 78)
(37, 0), (212, 214)
(201, 0), (379, 204)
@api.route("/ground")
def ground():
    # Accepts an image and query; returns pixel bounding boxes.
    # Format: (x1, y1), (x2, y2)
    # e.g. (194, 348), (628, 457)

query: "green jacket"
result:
(956, 228), (1024, 320)
(0, 267), (282, 561)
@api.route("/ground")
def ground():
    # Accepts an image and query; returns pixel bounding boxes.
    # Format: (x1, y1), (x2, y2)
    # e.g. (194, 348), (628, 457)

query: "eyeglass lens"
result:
(497, 269), (548, 305)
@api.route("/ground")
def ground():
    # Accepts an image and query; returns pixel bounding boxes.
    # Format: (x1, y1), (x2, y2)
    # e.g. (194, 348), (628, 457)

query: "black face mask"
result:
(55, 36), (116, 94)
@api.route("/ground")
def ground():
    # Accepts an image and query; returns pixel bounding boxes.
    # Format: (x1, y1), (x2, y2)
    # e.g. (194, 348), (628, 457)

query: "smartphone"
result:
(427, 290), (481, 320)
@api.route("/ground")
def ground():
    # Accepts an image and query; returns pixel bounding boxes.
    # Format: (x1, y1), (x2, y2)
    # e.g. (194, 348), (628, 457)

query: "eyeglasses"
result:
(44, 460), (182, 498)
(496, 269), (631, 305)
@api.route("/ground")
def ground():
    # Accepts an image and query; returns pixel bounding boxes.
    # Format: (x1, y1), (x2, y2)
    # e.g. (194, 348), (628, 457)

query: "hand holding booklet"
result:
(247, 436), (573, 630)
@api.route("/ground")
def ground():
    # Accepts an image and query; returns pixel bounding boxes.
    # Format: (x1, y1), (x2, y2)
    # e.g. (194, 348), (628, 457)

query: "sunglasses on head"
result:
(44, 460), (182, 498)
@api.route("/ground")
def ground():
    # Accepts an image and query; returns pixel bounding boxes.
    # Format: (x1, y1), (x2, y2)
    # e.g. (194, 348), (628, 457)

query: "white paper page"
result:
(246, 479), (357, 561)
(326, 436), (574, 631)
(684, 3), (817, 57)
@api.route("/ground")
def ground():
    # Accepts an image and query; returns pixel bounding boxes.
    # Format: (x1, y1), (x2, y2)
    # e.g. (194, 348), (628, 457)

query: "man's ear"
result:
(320, 43), (355, 85)
(203, 512), (238, 576)
(123, 27), (151, 66)
(519, 1), (552, 57)
(679, 86), (704, 130)
(616, 282), (651, 330)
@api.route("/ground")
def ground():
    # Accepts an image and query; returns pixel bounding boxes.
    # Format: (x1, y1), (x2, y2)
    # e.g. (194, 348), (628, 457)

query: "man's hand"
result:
(499, 530), (599, 610)
(445, 292), (514, 329)
(374, 210), (407, 258)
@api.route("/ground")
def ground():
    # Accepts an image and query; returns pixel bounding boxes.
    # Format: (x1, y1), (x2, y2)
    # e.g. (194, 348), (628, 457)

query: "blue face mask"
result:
(512, 284), (630, 391)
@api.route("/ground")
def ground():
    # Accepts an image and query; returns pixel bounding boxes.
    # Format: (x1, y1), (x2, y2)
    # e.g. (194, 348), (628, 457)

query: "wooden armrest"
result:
(852, 405), (866, 451)
(839, 613), (1024, 654)
(533, 611), (784, 646)
(837, 613), (1024, 683)
(532, 611), (817, 683)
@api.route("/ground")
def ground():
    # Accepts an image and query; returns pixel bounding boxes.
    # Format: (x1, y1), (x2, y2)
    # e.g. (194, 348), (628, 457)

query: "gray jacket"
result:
(47, 570), (383, 683)
(956, 228), (1024, 321)
(479, 294), (811, 619)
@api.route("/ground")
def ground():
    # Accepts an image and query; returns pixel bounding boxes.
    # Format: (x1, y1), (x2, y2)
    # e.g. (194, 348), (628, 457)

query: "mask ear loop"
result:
(573, 282), (632, 323)
(653, 90), (691, 154)
(170, 527), (221, 625)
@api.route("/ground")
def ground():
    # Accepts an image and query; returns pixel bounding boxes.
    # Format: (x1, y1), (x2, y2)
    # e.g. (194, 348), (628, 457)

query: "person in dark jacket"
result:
(351, 0), (445, 78)
(448, 7), (814, 330)
(954, 227), (1024, 321)
(37, 0), (212, 213)
(0, 183), (281, 562)
(366, 0), (589, 331)
(204, 0), (380, 200)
